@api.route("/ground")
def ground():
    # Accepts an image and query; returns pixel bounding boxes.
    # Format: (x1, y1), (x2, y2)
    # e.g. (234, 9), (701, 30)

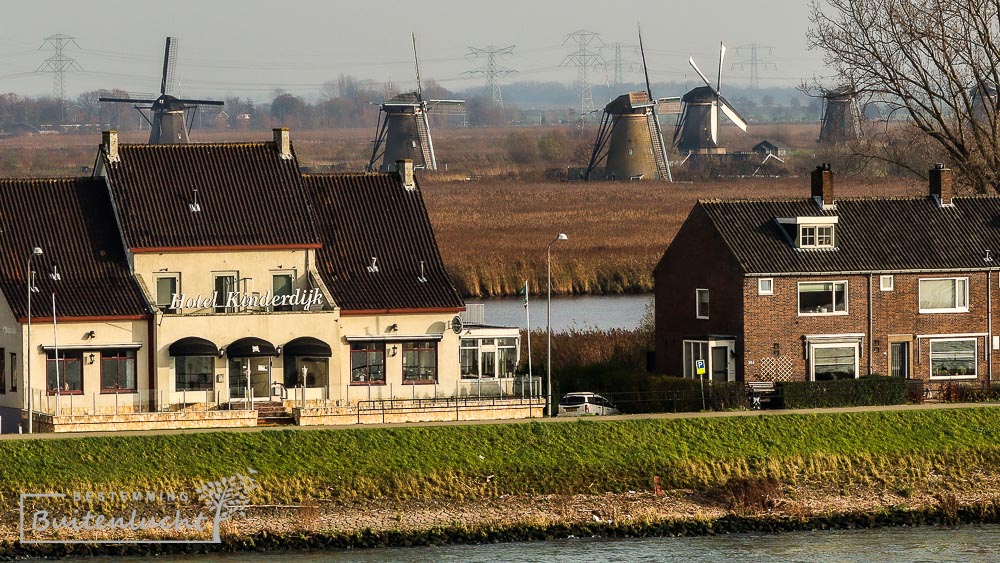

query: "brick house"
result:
(655, 164), (1000, 387)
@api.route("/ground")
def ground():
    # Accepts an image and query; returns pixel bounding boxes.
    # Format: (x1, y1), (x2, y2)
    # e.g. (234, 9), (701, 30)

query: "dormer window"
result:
(800, 225), (834, 248)
(776, 216), (838, 250)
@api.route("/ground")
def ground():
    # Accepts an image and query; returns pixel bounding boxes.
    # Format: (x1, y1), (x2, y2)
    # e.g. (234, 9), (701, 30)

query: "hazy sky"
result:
(0, 1), (829, 102)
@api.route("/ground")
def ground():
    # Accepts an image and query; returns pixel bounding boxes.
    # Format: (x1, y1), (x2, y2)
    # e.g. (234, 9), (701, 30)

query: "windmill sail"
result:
(674, 42), (749, 154)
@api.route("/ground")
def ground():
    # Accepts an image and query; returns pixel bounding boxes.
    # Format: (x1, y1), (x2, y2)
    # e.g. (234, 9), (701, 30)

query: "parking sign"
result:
(696, 359), (706, 375)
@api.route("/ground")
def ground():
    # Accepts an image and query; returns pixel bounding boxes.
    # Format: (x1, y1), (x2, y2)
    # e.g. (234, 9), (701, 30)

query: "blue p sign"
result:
(695, 359), (706, 375)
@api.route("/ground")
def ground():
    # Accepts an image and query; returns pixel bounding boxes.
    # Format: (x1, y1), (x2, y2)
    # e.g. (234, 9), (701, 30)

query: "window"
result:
(798, 281), (848, 315)
(682, 341), (708, 378)
(46, 351), (83, 395)
(758, 278), (774, 295)
(176, 356), (214, 392)
(696, 289), (710, 319)
(101, 350), (137, 393)
(156, 274), (180, 313)
(919, 278), (968, 312)
(460, 339), (479, 378)
(272, 273), (294, 312)
(9, 352), (16, 391)
(284, 357), (328, 388)
(810, 344), (859, 381)
(402, 341), (438, 383)
(350, 341), (385, 384)
(213, 273), (238, 313)
(880, 275), (894, 291)
(929, 339), (977, 379)
(799, 225), (835, 248)
(497, 337), (518, 377)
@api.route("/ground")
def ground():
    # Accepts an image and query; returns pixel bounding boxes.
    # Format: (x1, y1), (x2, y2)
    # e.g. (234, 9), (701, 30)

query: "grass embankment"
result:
(2, 408), (1000, 505)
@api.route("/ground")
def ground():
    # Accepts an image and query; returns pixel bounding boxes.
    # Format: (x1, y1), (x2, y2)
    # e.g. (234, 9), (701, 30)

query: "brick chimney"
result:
(101, 130), (119, 163)
(811, 163), (834, 209)
(273, 128), (291, 160)
(929, 163), (953, 207)
(397, 159), (415, 190)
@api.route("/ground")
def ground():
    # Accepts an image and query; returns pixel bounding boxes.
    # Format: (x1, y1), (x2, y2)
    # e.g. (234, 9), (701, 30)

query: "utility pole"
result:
(464, 45), (517, 109)
(561, 30), (606, 116)
(731, 43), (776, 90)
(37, 34), (83, 122)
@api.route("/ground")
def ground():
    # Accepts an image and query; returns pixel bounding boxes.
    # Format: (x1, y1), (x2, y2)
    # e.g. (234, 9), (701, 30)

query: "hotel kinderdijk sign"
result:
(169, 288), (324, 312)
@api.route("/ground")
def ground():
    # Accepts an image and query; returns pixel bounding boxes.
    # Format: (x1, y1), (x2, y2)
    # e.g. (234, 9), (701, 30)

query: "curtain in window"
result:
(920, 279), (956, 309)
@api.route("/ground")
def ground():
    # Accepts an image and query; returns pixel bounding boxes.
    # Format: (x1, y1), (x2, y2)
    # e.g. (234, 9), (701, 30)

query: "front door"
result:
(229, 358), (271, 400)
(890, 341), (910, 378)
(710, 346), (729, 382)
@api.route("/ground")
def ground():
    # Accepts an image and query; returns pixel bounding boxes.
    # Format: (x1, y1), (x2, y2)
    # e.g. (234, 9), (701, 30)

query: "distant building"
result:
(751, 140), (789, 157)
(655, 164), (1000, 389)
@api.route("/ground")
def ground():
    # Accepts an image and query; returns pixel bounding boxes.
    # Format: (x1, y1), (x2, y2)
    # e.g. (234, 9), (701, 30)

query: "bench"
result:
(747, 381), (777, 410)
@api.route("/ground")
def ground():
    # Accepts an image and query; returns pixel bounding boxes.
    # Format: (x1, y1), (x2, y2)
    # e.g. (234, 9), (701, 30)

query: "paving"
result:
(3, 400), (998, 441)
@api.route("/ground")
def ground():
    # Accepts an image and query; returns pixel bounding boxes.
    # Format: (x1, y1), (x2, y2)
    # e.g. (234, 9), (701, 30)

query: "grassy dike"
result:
(6, 407), (1000, 557)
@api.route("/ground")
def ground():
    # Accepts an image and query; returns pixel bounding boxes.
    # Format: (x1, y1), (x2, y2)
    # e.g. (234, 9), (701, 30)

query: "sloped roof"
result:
(700, 196), (1000, 274)
(0, 178), (149, 319)
(102, 142), (319, 250)
(306, 173), (464, 312)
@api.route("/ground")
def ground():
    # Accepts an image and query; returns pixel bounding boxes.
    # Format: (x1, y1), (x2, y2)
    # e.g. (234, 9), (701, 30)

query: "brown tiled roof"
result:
(700, 196), (1000, 274)
(306, 173), (464, 312)
(102, 142), (319, 250)
(0, 178), (150, 319)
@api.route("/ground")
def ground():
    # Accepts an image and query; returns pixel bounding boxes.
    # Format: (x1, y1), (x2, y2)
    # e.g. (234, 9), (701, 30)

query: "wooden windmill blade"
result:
(656, 97), (682, 115)
(161, 37), (180, 96)
(426, 99), (466, 115)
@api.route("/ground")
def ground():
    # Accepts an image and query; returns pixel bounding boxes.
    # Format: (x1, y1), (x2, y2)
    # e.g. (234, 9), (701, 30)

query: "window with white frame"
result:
(919, 278), (968, 313)
(799, 225), (835, 248)
(682, 341), (708, 378)
(155, 274), (180, 313)
(810, 343), (859, 381)
(696, 289), (709, 319)
(929, 339), (977, 378)
(880, 275), (894, 291)
(758, 278), (774, 295)
(798, 281), (848, 315)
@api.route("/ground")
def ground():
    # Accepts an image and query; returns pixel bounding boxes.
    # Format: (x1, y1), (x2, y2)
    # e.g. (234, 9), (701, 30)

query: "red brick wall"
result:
(654, 205), (744, 376)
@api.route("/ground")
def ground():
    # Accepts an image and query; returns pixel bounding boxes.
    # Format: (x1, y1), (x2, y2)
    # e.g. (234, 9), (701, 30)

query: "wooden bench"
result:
(747, 381), (777, 410)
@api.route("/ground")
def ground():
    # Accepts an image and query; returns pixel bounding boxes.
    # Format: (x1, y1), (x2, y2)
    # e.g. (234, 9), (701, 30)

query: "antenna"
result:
(188, 188), (201, 213)
(418, 260), (428, 282)
(367, 257), (379, 273)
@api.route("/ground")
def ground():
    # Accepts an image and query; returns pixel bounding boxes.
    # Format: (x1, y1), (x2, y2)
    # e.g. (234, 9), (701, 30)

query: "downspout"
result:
(868, 274), (873, 375)
(989, 269), (993, 385)
(148, 311), (156, 411)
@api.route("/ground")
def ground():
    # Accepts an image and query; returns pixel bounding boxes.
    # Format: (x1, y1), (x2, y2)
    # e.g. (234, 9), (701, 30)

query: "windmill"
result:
(673, 42), (749, 154)
(366, 33), (464, 173)
(99, 37), (223, 144)
(584, 25), (678, 181)
(818, 86), (862, 144)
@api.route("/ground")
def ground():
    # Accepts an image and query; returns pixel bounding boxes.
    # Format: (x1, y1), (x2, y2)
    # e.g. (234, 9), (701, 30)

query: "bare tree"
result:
(196, 468), (258, 543)
(809, 0), (1000, 191)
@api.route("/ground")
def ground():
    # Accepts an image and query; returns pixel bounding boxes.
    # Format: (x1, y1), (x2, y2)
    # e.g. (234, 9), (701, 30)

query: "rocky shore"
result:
(4, 482), (1000, 559)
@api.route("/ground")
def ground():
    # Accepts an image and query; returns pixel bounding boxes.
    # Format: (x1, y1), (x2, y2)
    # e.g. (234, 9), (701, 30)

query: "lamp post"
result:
(50, 264), (61, 415)
(25, 247), (42, 433)
(546, 233), (567, 417)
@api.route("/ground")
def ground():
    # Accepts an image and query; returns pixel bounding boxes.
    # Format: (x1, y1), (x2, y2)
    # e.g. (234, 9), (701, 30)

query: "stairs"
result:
(255, 401), (295, 426)
(647, 110), (672, 181)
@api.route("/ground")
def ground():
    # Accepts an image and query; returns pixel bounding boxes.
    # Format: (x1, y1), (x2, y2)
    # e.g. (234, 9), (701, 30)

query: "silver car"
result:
(558, 392), (620, 416)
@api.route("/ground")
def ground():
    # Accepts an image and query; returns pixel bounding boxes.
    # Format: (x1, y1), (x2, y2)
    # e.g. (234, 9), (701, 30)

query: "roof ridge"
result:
(120, 141), (273, 148)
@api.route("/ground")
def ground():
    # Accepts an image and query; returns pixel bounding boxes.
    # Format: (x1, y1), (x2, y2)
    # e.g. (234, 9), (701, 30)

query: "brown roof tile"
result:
(0, 178), (150, 319)
(306, 173), (464, 312)
(102, 142), (319, 250)
(699, 196), (1000, 274)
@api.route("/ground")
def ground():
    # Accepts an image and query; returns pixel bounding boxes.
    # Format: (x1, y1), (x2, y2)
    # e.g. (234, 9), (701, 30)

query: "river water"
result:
(470, 294), (653, 332)
(56, 524), (1000, 562)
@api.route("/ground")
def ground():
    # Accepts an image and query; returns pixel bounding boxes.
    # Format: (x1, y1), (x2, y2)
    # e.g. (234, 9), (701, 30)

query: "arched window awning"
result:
(168, 337), (219, 357)
(283, 336), (332, 357)
(226, 337), (278, 358)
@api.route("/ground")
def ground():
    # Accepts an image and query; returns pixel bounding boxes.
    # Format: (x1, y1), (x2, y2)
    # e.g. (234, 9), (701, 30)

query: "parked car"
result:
(558, 392), (619, 416)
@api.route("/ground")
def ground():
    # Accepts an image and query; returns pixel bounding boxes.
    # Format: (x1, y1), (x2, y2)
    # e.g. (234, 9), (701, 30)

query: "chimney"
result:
(929, 163), (953, 207)
(102, 130), (119, 163)
(811, 163), (834, 209)
(397, 159), (415, 190)
(273, 128), (291, 160)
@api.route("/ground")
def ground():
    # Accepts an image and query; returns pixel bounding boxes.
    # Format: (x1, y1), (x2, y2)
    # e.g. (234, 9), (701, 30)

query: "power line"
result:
(561, 30), (605, 115)
(731, 43), (777, 90)
(36, 34), (83, 102)
(463, 45), (517, 108)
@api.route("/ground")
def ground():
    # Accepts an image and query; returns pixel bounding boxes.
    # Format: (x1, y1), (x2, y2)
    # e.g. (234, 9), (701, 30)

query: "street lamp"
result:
(50, 264), (61, 415)
(25, 246), (42, 433)
(546, 233), (567, 417)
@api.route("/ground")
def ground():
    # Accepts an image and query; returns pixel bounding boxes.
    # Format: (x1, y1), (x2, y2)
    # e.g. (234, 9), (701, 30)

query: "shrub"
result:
(779, 375), (907, 409)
